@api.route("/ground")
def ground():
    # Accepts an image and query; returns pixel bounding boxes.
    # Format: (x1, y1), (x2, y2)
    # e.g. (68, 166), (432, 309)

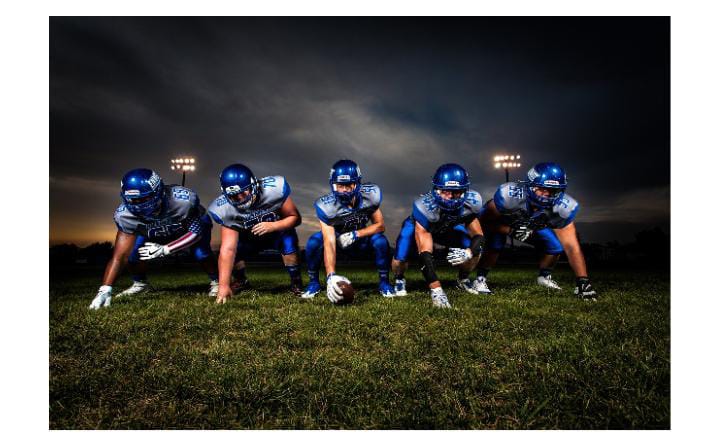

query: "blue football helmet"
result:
(120, 168), (165, 218)
(525, 162), (568, 207)
(432, 163), (470, 211)
(220, 163), (259, 209)
(329, 159), (362, 205)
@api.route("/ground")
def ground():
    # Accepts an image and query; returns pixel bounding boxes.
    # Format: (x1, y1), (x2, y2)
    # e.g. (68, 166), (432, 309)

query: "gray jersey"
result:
(114, 185), (207, 240)
(208, 175), (291, 231)
(493, 182), (579, 230)
(411, 189), (483, 234)
(315, 183), (382, 234)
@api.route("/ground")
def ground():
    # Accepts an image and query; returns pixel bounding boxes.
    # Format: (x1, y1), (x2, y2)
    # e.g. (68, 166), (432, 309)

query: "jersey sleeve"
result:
(465, 189), (484, 215)
(208, 196), (230, 226)
(554, 194), (580, 227)
(493, 183), (523, 213)
(113, 204), (137, 234)
(314, 198), (332, 225)
(411, 197), (432, 230)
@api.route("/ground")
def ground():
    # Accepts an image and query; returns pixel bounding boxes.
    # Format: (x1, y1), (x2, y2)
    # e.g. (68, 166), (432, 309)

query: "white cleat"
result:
(430, 287), (452, 308)
(456, 278), (479, 294)
(471, 276), (493, 294)
(116, 281), (152, 297)
(208, 280), (219, 297)
(537, 275), (563, 290)
(394, 278), (408, 297)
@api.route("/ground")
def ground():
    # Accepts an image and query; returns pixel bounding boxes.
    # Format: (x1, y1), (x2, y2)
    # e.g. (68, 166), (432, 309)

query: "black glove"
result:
(575, 277), (597, 300)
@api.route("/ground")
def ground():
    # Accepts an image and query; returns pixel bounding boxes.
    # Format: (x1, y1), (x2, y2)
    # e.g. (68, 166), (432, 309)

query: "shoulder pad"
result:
(412, 193), (440, 229)
(208, 195), (233, 225)
(113, 203), (138, 233)
(554, 193), (580, 224)
(360, 183), (382, 208)
(464, 189), (483, 214)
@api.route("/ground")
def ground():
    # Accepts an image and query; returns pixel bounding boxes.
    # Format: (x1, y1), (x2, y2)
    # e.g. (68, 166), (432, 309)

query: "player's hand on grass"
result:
(216, 285), (233, 304)
(251, 222), (275, 236)
(574, 277), (597, 300)
(138, 242), (169, 260)
(338, 231), (358, 249)
(511, 225), (533, 242)
(326, 273), (349, 303)
(89, 285), (112, 309)
(447, 247), (472, 266)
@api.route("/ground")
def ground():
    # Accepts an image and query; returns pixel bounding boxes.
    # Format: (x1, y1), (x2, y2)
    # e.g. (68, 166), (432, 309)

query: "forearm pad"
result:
(470, 234), (485, 256)
(419, 251), (439, 284)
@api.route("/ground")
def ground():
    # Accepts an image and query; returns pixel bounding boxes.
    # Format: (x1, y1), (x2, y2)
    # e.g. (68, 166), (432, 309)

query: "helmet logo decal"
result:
(124, 189), (140, 196)
(147, 172), (161, 190)
(544, 180), (560, 186)
(336, 174), (351, 182)
(527, 168), (539, 180)
(444, 181), (460, 187)
(224, 184), (242, 194)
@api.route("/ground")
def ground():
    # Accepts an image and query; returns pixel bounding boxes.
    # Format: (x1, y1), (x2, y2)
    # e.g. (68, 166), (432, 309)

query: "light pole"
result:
(493, 154), (522, 249)
(170, 157), (196, 187)
(493, 154), (522, 183)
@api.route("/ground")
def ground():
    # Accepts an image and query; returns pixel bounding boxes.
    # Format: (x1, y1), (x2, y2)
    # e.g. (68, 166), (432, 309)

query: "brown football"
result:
(336, 280), (355, 305)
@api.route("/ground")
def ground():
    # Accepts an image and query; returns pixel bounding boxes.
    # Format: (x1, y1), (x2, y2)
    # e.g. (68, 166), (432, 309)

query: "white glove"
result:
(338, 231), (358, 249)
(326, 273), (350, 304)
(511, 225), (533, 242)
(89, 285), (112, 310)
(447, 248), (473, 266)
(138, 242), (169, 260)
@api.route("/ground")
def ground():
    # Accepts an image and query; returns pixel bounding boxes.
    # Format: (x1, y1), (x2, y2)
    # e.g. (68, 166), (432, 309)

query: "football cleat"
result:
(394, 278), (408, 297)
(537, 275), (562, 290)
(379, 280), (396, 298)
(471, 276), (493, 294)
(301, 280), (322, 299)
(456, 278), (479, 295)
(431, 287), (452, 308)
(208, 280), (219, 297)
(290, 281), (304, 297)
(116, 281), (152, 297)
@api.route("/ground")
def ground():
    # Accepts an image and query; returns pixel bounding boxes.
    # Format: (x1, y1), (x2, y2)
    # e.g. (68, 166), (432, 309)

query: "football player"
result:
(208, 163), (303, 304)
(476, 162), (597, 300)
(89, 168), (218, 309)
(391, 164), (486, 308)
(301, 159), (395, 303)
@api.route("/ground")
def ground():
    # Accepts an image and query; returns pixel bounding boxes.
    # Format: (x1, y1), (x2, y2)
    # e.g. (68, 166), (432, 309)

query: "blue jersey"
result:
(410, 189), (483, 234)
(315, 183), (382, 234)
(114, 185), (207, 240)
(493, 182), (579, 230)
(208, 176), (291, 231)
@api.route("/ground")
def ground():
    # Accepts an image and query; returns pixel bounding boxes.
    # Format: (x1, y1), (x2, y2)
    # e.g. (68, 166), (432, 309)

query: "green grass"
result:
(50, 265), (669, 429)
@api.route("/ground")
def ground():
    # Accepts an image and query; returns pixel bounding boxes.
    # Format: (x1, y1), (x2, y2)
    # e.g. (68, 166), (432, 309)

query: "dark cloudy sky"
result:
(50, 17), (669, 247)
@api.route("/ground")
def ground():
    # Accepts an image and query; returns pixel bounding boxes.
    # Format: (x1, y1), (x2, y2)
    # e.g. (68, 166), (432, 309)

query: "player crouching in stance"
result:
(209, 164), (303, 304)
(391, 164), (486, 308)
(89, 169), (219, 309)
(301, 159), (395, 303)
(477, 162), (597, 300)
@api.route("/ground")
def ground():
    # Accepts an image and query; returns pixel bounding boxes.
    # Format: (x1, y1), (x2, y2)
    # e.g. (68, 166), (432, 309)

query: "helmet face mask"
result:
(121, 169), (165, 218)
(220, 164), (258, 209)
(525, 162), (567, 208)
(329, 160), (362, 205)
(432, 163), (470, 211)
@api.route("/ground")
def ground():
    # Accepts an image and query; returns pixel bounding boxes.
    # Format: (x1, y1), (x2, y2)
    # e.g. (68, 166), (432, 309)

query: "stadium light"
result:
(170, 156), (196, 186)
(493, 153), (522, 183)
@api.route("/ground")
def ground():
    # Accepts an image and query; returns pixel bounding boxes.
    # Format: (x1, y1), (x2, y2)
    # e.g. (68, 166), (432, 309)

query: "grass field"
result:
(49, 265), (670, 429)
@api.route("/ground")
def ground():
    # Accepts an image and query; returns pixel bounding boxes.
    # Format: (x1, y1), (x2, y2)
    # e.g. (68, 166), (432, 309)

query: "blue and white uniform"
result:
(305, 183), (390, 273)
(114, 184), (214, 264)
(208, 176), (299, 260)
(485, 182), (579, 254)
(394, 189), (483, 261)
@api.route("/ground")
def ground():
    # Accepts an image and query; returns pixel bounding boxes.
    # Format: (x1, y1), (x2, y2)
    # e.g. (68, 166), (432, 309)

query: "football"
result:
(336, 280), (355, 305)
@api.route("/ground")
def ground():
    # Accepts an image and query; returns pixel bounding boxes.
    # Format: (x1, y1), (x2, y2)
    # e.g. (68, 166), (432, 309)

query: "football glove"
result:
(447, 248), (472, 266)
(326, 273), (350, 304)
(138, 242), (170, 260)
(575, 277), (597, 300)
(89, 285), (112, 310)
(338, 231), (358, 249)
(511, 225), (533, 242)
